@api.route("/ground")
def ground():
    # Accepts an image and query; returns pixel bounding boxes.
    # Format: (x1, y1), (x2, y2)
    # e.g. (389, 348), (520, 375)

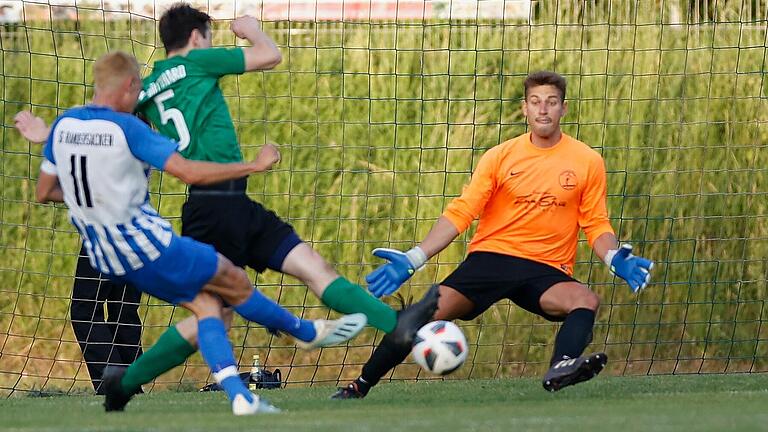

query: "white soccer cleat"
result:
(296, 313), (367, 350)
(231, 393), (281, 416)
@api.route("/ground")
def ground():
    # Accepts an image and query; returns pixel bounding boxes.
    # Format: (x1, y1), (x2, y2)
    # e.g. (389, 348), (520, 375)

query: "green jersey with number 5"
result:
(136, 47), (246, 163)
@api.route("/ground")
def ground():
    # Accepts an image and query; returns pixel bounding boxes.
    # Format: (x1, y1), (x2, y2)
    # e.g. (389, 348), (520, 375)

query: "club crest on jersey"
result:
(559, 170), (577, 191)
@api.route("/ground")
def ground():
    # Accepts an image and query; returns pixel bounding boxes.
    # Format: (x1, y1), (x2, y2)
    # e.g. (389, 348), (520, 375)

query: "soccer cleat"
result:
(231, 393), (282, 415)
(330, 381), (366, 400)
(389, 284), (441, 347)
(295, 313), (367, 350)
(542, 352), (608, 392)
(102, 366), (136, 412)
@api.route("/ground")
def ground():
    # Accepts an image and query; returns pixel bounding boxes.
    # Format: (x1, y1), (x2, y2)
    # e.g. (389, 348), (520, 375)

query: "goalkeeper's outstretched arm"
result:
(415, 216), (460, 261)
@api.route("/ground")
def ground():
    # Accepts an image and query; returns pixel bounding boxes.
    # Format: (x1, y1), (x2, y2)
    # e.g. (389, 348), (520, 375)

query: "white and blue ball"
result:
(411, 321), (468, 375)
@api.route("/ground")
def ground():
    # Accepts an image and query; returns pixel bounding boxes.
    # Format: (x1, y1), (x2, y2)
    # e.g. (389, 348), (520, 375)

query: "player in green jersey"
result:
(106, 3), (439, 411)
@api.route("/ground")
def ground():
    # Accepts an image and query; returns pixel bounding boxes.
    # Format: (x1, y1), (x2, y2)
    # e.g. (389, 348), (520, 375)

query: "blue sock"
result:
(233, 289), (317, 342)
(198, 317), (252, 403)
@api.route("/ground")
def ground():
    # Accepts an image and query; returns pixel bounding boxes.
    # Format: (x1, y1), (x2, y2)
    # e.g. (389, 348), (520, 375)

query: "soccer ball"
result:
(411, 321), (468, 375)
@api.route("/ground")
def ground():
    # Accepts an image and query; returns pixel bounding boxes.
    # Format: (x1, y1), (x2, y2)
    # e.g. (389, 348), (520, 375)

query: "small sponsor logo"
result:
(559, 170), (577, 190)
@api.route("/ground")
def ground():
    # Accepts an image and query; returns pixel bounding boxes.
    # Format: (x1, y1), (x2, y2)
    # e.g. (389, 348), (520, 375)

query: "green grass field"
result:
(1, 3), (768, 394)
(3, 374), (768, 432)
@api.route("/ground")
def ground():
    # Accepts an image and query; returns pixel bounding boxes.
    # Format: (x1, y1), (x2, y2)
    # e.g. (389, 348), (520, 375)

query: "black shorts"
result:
(182, 180), (301, 273)
(441, 252), (579, 322)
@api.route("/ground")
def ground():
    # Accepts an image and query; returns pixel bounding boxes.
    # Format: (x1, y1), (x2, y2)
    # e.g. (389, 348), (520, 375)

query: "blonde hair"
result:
(93, 51), (140, 91)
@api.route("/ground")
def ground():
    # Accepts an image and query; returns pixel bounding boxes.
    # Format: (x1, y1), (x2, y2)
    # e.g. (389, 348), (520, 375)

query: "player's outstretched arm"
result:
(163, 143), (280, 185)
(230, 15), (282, 71)
(593, 232), (654, 293)
(367, 216), (459, 298)
(14, 111), (50, 144)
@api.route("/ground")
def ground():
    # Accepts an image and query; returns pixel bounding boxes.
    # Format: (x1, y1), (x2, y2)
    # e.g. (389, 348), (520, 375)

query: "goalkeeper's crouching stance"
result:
(333, 71), (654, 399)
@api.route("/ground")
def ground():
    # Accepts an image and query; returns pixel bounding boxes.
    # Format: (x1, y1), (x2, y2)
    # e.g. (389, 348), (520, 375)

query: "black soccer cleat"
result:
(542, 352), (607, 392)
(389, 284), (440, 347)
(330, 381), (367, 400)
(102, 366), (136, 412)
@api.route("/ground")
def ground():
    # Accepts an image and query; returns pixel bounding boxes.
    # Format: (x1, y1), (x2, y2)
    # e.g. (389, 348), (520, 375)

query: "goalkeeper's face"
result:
(522, 85), (567, 139)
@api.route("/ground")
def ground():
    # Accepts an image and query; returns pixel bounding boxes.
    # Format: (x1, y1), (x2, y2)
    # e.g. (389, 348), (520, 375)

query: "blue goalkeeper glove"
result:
(605, 244), (654, 293)
(365, 247), (427, 298)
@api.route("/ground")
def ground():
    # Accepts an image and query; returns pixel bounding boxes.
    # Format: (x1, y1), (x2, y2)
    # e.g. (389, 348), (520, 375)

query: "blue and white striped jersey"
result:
(42, 105), (179, 276)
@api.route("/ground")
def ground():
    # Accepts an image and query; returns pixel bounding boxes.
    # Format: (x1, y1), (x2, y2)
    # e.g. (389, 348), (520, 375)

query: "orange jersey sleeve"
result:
(442, 146), (502, 233)
(441, 133), (614, 275)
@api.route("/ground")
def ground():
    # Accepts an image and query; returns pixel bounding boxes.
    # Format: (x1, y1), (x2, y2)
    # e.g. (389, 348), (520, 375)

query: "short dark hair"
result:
(524, 71), (566, 101)
(159, 3), (211, 52)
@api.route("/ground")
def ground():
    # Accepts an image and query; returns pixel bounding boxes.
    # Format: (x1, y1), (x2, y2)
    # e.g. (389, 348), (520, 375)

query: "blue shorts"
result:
(111, 233), (219, 304)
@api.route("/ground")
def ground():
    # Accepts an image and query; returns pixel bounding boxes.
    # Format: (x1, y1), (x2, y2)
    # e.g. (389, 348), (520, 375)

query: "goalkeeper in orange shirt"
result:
(333, 70), (654, 398)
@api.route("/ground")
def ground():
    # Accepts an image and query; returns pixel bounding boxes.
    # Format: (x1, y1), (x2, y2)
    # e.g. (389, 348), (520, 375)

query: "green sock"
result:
(120, 326), (196, 394)
(321, 277), (397, 333)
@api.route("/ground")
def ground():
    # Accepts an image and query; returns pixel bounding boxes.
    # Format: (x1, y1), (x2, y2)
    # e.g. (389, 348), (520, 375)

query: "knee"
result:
(432, 285), (473, 321)
(227, 267), (253, 304)
(574, 288), (600, 312)
(185, 292), (224, 319)
(282, 244), (337, 283)
(215, 261), (252, 304)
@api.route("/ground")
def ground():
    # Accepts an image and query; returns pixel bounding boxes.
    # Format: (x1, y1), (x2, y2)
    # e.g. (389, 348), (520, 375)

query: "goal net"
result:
(1, 0), (767, 395)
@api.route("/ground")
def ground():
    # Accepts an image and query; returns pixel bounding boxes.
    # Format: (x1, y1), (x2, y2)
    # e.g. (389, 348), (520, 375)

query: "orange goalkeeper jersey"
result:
(442, 132), (614, 275)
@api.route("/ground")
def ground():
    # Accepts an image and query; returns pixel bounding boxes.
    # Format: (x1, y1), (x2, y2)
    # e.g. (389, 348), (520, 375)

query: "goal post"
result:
(1, 0), (767, 396)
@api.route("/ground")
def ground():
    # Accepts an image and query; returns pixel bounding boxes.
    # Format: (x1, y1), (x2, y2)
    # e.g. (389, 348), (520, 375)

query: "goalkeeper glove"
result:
(365, 247), (427, 298)
(604, 244), (654, 293)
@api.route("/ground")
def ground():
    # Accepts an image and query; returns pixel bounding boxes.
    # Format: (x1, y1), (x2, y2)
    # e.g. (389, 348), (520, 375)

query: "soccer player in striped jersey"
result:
(34, 51), (368, 415)
(332, 71), (654, 398)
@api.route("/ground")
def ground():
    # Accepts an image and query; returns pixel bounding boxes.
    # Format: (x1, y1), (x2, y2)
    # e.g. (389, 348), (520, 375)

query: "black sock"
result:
(352, 377), (371, 395)
(550, 308), (595, 366)
(358, 332), (412, 394)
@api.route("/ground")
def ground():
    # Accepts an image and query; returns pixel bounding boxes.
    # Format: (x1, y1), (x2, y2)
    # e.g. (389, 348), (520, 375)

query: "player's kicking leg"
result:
(202, 253), (368, 349)
(280, 242), (440, 346)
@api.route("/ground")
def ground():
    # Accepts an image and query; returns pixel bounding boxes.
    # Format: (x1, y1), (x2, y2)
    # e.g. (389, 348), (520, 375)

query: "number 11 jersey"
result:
(42, 105), (179, 276)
